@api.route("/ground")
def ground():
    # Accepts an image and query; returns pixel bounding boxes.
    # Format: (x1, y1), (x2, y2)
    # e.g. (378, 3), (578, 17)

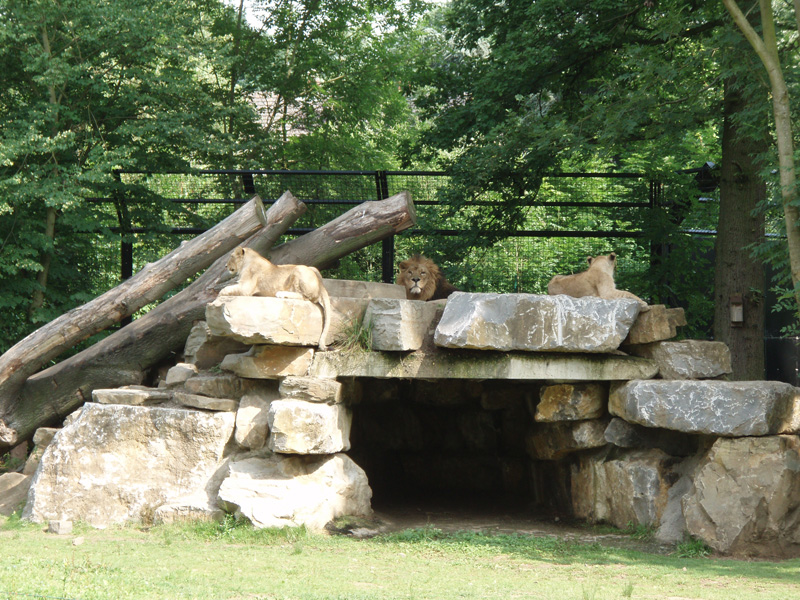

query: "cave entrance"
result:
(347, 377), (569, 522)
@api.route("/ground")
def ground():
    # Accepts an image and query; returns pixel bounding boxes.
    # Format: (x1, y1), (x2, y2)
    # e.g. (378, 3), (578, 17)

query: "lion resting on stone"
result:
(220, 247), (331, 348)
(547, 252), (648, 309)
(397, 254), (460, 301)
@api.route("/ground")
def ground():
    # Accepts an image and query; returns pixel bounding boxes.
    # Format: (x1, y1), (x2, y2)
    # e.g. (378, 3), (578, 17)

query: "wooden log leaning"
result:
(0, 191), (305, 447)
(0, 195), (269, 411)
(0, 189), (417, 446)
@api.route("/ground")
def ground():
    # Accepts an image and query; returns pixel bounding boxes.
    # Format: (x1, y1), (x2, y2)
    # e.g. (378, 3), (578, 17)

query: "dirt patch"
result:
(364, 499), (674, 555)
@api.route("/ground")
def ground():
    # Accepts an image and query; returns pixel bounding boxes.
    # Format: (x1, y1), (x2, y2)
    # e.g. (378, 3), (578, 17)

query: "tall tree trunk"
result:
(723, 0), (800, 316)
(714, 79), (766, 380)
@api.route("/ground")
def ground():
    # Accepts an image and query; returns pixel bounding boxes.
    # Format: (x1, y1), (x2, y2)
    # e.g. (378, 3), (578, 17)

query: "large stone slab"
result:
(311, 349), (658, 381)
(267, 399), (352, 454)
(221, 346), (314, 379)
(434, 293), (641, 353)
(217, 453), (372, 530)
(92, 386), (172, 406)
(23, 403), (234, 527)
(626, 340), (731, 380)
(364, 298), (445, 351)
(682, 436), (800, 557)
(571, 448), (676, 529)
(207, 296), (323, 346)
(610, 380), (800, 436)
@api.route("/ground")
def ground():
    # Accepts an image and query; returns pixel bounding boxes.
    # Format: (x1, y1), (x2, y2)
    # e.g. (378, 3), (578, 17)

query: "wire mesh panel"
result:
(104, 169), (713, 334)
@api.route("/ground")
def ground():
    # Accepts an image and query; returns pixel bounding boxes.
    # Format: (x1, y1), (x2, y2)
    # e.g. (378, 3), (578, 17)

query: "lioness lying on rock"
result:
(547, 252), (648, 309)
(397, 254), (460, 301)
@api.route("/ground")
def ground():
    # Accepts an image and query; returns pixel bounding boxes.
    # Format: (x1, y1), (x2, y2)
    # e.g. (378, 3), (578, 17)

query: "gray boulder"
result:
(267, 399), (352, 454)
(217, 453), (372, 530)
(434, 293), (641, 352)
(683, 436), (800, 557)
(626, 340), (731, 379)
(610, 380), (800, 436)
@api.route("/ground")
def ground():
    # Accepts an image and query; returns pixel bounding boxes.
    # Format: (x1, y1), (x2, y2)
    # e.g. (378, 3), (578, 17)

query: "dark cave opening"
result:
(346, 377), (570, 518)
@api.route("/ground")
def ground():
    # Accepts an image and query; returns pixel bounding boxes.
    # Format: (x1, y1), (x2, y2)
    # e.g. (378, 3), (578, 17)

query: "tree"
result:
(218, 0), (430, 170)
(722, 0), (800, 315)
(0, 0), (244, 351)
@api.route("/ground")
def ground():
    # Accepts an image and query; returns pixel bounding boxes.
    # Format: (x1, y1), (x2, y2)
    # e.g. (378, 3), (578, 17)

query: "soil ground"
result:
(362, 496), (674, 555)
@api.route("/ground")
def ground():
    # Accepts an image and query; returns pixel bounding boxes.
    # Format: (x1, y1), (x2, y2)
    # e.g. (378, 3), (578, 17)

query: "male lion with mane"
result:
(397, 254), (460, 301)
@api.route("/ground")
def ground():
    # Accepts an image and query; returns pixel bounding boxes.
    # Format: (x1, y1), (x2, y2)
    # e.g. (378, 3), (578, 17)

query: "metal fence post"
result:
(375, 170), (394, 283)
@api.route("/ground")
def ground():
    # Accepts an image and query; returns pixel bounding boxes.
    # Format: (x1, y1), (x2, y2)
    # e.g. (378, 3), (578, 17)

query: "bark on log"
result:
(0, 195), (269, 409)
(268, 190), (416, 266)
(0, 190), (416, 446)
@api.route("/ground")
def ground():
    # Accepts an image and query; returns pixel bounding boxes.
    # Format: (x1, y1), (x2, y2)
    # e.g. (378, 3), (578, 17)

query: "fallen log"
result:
(1, 190), (416, 446)
(0, 195), (269, 409)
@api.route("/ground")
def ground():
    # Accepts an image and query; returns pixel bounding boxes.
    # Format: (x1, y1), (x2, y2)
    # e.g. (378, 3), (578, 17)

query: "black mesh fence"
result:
(100, 169), (716, 333)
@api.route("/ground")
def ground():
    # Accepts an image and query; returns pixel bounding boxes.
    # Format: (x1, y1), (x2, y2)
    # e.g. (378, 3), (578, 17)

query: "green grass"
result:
(1, 514), (799, 600)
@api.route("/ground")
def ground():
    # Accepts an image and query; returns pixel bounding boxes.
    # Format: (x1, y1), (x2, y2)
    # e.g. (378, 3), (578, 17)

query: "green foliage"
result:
(674, 536), (713, 558)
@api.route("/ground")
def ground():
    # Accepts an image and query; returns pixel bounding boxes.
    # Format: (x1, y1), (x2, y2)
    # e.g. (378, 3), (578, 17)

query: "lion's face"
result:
(226, 247), (245, 275)
(397, 254), (441, 301)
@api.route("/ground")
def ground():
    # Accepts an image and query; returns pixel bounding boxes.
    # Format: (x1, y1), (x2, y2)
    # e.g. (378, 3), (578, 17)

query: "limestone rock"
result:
(535, 383), (607, 422)
(604, 417), (698, 457)
(0, 472), (31, 516)
(610, 380), (800, 436)
(235, 385), (280, 450)
(279, 376), (342, 404)
(92, 386), (172, 406)
(526, 419), (609, 460)
(47, 520), (73, 535)
(207, 296), (323, 346)
(23, 427), (61, 476)
(311, 349), (658, 381)
(221, 345), (314, 379)
(184, 372), (253, 399)
(323, 279), (405, 299)
(682, 436), (800, 557)
(268, 399), (352, 454)
(23, 403), (234, 527)
(173, 392), (239, 412)
(434, 293), (641, 353)
(624, 305), (686, 345)
(183, 321), (250, 369)
(571, 448), (676, 529)
(626, 340), (732, 380)
(165, 363), (199, 387)
(217, 453), (372, 531)
(364, 298), (445, 351)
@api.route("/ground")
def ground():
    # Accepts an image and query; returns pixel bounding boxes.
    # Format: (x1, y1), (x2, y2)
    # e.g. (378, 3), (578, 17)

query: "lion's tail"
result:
(318, 286), (332, 349)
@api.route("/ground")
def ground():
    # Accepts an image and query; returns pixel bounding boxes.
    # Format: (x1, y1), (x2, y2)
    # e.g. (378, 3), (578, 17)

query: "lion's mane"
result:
(396, 254), (460, 301)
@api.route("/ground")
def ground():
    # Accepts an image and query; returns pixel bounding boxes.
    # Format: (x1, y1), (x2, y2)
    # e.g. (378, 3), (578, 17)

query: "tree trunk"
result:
(0, 190), (416, 446)
(723, 0), (800, 315)
(714, 79), (766, 380)
(0, 195), (270, 411)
